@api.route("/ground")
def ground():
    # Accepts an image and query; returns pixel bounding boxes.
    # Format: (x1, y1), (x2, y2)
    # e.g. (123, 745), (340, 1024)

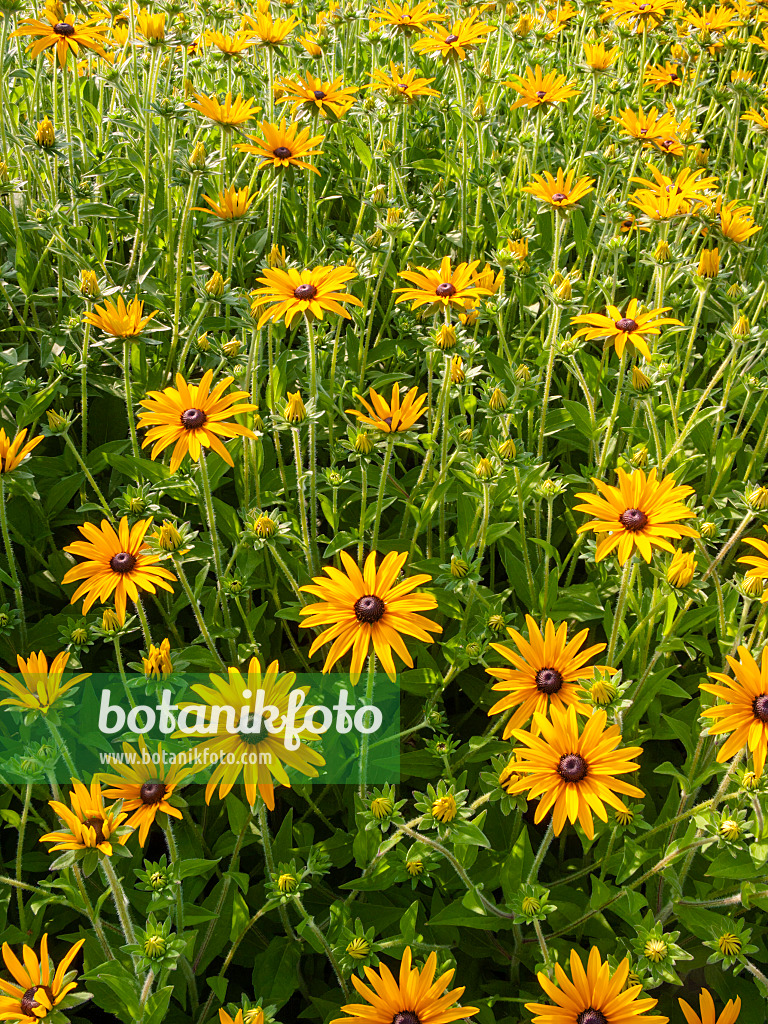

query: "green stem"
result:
(197, 452), (237, 660)
(0, 477), (27, 645)
(370, 436), (395, 555)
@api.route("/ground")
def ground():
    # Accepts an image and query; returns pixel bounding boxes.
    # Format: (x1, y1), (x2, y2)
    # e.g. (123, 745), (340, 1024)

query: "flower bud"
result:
(488, 387), (507, 411)
(591, 678), (618, 705)
(695, 145), (710, 166)
(630, 444), (649, 468)
(346, 937), (372, 959)
(727, 282), (742, 300)
(697, 247), (719, 278)
(354, 430), (374, 455)
(733, 314), (750, 337)
(205, 271), (226, 298)
(46, 409), (70, 433)
(222, 338), (242, 357)
(268, 243), (287, 268)
(747, 485), (768, 510)
(450, 556), (470, 578)
(741, 575), (765, 599)
(80, 269), (100, 298)
(196, 333), (210, 351)
(631, 366), (652, 392)
(284, 390), (306, 423)
(35, 117), (55, 148)
(488, 614), (506, 632)
(385, 207), (403, 227)
(450, 355), (465, 383)
(155, 520), (184, 551)
(367, 228), (384, 246)
(102, 609), (121, 633)
(371, 184), (387, 206)
(514, 364), (531, 383)
(189, 141), (207, 169)
(435, 324), (457, 350)
(253, 514), (276, 538)
(405, 858), (423, 876)
(521, 896), (542, 915)
(475, 457), (494, 479)
(431, 793), (457, 822)
(498, 438), (516, 461)
(144, 934), (167, 959)
(718, 819), (741, 840)
(699, 520), (717, 539)
(654, 240), (671, 263)
(370, 795), (393, 819)
(472, 95), (487, 119)
(667, 549), (695, 588)
(277, 872), (298, 894)
(458, 427), (472, 442)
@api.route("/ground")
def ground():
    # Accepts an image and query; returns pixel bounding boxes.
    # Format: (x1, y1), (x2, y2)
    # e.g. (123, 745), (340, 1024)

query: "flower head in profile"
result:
(236, 119), (324, 174)
(526, 946), (668, 1024)
(505, 65), (579, 109)
(175, 659), (325, 809)
(366, 62), (439, 102)
(571, 298), (682, 360)
(330, 946), (478, 1024)
(300, 551), (442, 682)
(40, 780), (132, 856)
(370, 0), (444, 33)
(277, 72), (356, 118)
(347, 385), (427, 433)
(574, 467), (698, 564)
(486, 615), (611, 736)
(412, 10), (494, 61)
(193, 184), (258, 220)
(62, 517), (176, 623)
(523, 168), (595, 209)
(396, 256), (491, 312)
(630, 165), (718, 215)
(701, 646), (768, 777)
(100, 738), (188, 845)
(644, 62), (684, 90)
(186, 92), (259, 127)
(738, 526), (768, 601)
(716, 198), (760, 244)
(250, 265), (361, 328)
(678, 989), (741, 1024)
(12, 12), (108, 66)
(0, 427), (43, 474)
(137, 369), (258, 474)
(507, 706), (644, 838)
(0, 934), (86, 1023)
(244, 10), (299, 45)
(0, 651), (89, 715)
(614, 106), (677, 143)
(83, 296), (158, 338)
(606, 0), (674, 31)
(583, 41), (618, 71)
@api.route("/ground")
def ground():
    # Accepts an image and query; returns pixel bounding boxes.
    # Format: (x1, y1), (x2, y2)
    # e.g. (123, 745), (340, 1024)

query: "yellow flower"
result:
(613, 106), (677, 143)
(524, 168), (595, 209)
(193, 184), (258, 221)
(678, 990), (741, 1024)
(79, 268), (100, 297)
(0, 650), (89, 714)
(667, 549), (695, 588)
(40, 780), (131, 856)
(743, 106), (768, 133)
(0, 935), (86, 1021)
(83, 295), (158, 338)
(412, 10), (495, 61)
(143, 637), (172, 679)
(0, 427), (44, 474)
(236, 119), (324, 174)
(450, 355), (465, 383)
(284, 391), (306, 422)
(697, 247), (719, 278)
(606, 0), (674, 30)
(346, 938), (372, 959)
(12, 12), (108, 66)
(644, 939), (668, 963)
(701, 645), (768, 777)
(243, 10), (299, 44)
(99, 737), (187, 845)
(347, 384), (427, 433)
(583, 41), (618, 70)
(251, 265), (361, 329)
(204, 29), (258, 55)
(370, 0), (444, 33)
(277, 72), (357, 118)
(396, 256), (491, 311)
(431, 793), (457, 822)
(571, 298), (682, 361)
(644, 62), (684, 90)
(716, 933), (742, 956)
(717, 199), (760, 244)
(35, 116), (55, 147)
(506, 65), (579, 109)
(136, 7), (165, 42)
(366, 62), (440, 102)
(370, 795), (394, 818)
(186, 92), (259, 127)
(153, 520), (184, 552)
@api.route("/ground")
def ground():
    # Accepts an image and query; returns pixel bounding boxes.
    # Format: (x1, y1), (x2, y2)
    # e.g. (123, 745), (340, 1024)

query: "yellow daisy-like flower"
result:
(193, 184), (258, 220)
(100, 737), (188, 845)
(186, 91), (259, 127)
(83, 295), (158, 338)
(244, 10), (299, 44)
(276, 72), (357, 118)
(738, 526), (768, 600)
(0, 935), (86, 1023)
(366, 62), (439, 102)
(749, 28), (768, 50)
(346, 384), (427, 433)
(678, 990), (741, 1024)
(701, 646), (768, 777)
(137, 369), (258, 474)
(330, 946), (479, 1024)
(11, 12), (108, 67)
(412, 10), (495, 61)
(61, 516), (176, 623)
(742, 106), (768, 133)
(0, 427), (44, 474)
(299, 550), (442, 681)
(486, 615), (611, 736)
(526, 947), (668, 1024)
(583, 41), (618, 71)
(605, 0), (674, 31)
(507, 706), (645, 839)
(40, 780), (132, 857)
(505, 65), (579, 109)
(396, 256), (491, 312)
(250, 265), (361, 329)
(644, 61), (684, 90)
(685, 4), (739, 34)
(204, 29), (258, 55)
(175, 658), (325, 810)
(370, 0), (444, 33)
(571, 298), (682, 361)
(236, 119), (324, 174)
(613, 106), (678, 143)
(136, 7), (165, 43)
(717, 198), (760, 244)
(0, 651), (89, 715)
(144, 637), (173, 678)
(573, 467), (698, 565)
(523, 168), (595, 209)
(630, 166), (718, 214)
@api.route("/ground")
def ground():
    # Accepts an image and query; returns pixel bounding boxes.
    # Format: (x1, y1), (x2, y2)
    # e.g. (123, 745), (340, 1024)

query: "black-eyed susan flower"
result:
(299, 550), (441, 681)
(701, 646), (768, 777)
(412, 10), (495, 61)
(276, 72), (356, 118)
(507, 706), (644, 838)
(186, 91), (259, 127)
(330, 946), (478, 1024)
(62, 516), (176, 623)
(135, 7), (165, 43)
(573, 467), (698, 564)
(738, 526), (768, 599)
(606, 0), (674, 30)
(523, 168), (595, 209)
(204, 28), (258, 55)
(244, 10), (299, 45)
(40, 780), (132, 856)
(396, 256), (491, 311)
(571, 298), (681, 361)
(613, 106), (677, 143)
(236, 119), (324, 173)
(0, 427), (43, 474)
(0, 934), (86, 1022)
(100, 738), (188, 845)
(83, 295), (158, 338)
(698, 247), (719, 277)
(370, 0), (444, 33)
(0, 650), (89, 715)
(717, 199), (760, 244)
(193, 184), (258, 220)
(250, 265), (361, 328)
(137, 369), (258, 474)
(630, 165), (718, 213)
(486, 615), (611, 735)
(583, 40), (618, 70)
(685, 4), (739, 34)
(742, 106), (768, 133)
(678, 990), (741, 1024)
(346, 385), (427, 433)
(644, 62), (684, 90)
(366, 62), (439, 102)
(175, 659), (325, 810)
(526, 947), (668, 1024)
(505, 65), (579, 109)
(12, 11), (108, 66)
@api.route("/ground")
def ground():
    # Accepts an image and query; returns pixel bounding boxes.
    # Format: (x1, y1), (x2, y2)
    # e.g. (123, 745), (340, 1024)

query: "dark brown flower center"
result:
(535, 668), (564, 694)
(140, 780), (167, 805)
(753, 695), (768, 722)
(110, 551), (137, 574)
(383, 416), (394, 428)
(619, 508), (648, 531)
(54, 21), (76, 34)
(313, 89), (327, 99)
(670, 73), (678, 80)
(615, 317), (639, 332)
(577, 1011), (608, 1024)
(435, 282), (456, 297)
(181, 407), (207, 430)
(393, 1014), (420, 1024)
(21, 987), (54, 1015)
(558, 753), (588, 782)
(84, 816), (106, 844)
(536, 90), (547, 99)
(273, 145), (292, 158)
(354, 594), (386, 623)
(444, 33), (459, 42)
(551, 192), (567, 202)
(294, 283), (317, 300)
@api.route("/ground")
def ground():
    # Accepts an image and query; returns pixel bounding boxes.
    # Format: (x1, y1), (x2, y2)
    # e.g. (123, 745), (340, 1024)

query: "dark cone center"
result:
(54, 21), (76, 34)
(535, 667), (564, 694)
(85, 816), (106, 844)
(383, 416), (394, 428)
(294, 283), (317, 300)
(753, 695), (768, 722)
(181, 407), (207, 430)
(313, 89), (327, 99)
(436, 282), (456, 297)
(444, 33), (459, 42)
(140, 780), (167, 805)
(615, 317), (639, 332)
(536, 90), (547, 99)
(273, 146), (292, 158)
(354, 594), (386, 623)
(21, 987), (53, 1015)
(619, 507), (648, 532)
(577, 1012), (607, 1024)
(558, 753), (588, 783)
(110, 550), (137, 574)
(393, 1014), (421, 1024)
(551, 192), (567, 202)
